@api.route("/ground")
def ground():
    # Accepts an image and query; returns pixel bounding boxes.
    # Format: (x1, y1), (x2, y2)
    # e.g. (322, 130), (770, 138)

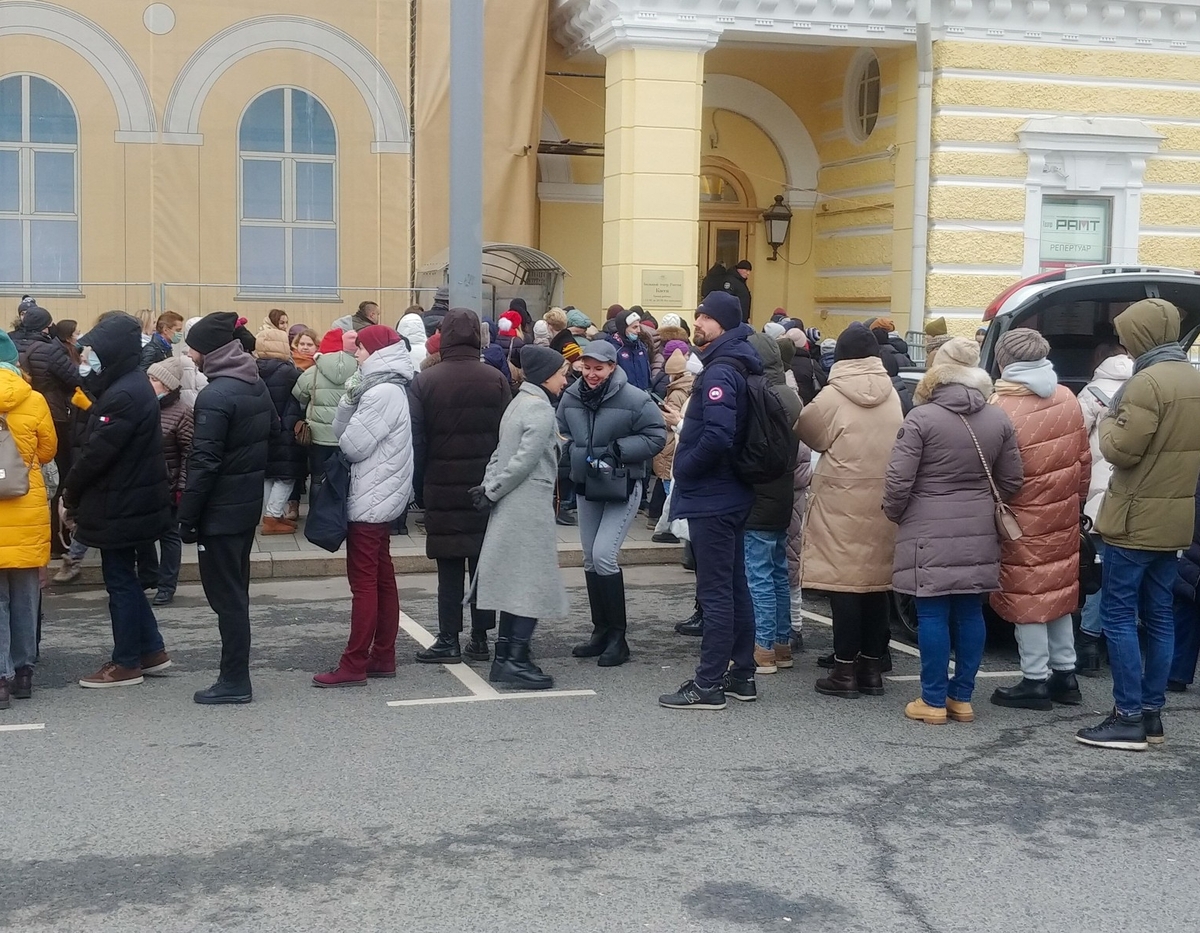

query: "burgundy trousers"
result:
(340, 522), (400, 675)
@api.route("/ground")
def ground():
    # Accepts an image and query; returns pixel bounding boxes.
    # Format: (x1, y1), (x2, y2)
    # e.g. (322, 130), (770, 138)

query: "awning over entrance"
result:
(416, 242), (570, 317)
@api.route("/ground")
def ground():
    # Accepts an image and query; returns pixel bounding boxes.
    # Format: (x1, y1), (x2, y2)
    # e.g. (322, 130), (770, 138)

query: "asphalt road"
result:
(5, 566), (1199, 933)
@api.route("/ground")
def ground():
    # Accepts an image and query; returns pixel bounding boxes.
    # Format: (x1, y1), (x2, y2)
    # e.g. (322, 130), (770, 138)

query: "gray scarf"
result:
(346, 370), (408, 407)
(1109, 343), (1188, 411)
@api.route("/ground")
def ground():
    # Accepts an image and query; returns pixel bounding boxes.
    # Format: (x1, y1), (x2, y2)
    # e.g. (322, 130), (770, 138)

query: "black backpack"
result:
(711, 358), (795, 485)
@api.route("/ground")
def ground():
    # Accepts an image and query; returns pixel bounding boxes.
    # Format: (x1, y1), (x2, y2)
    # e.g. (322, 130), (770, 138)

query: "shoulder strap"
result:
(958, 414), (1002, 504)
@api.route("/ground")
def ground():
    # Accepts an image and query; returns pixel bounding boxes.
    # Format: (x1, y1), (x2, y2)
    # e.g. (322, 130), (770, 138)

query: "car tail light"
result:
(982, 271), (1063, 321)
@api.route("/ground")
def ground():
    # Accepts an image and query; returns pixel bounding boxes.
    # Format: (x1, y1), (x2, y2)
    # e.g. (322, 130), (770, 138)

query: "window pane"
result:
(292, 91), (336, 155)
(34, 150), (74, 213)
(0, 78), (20, 143)
(0, 150), (17, 212)
(30, 219), (78, 284)
(242, 159), (283, 220)
(292, 228), (337, 293)
(295, 161), (334, 221)
(29, 78), (77, 144)
(240, 89), (285, 153)
(239, 225), (286, 290)
(0, 219), (20, 282)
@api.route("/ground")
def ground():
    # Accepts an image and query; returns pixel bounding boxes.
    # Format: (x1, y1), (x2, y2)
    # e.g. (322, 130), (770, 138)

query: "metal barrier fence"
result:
(0, 283), (156, 325)
(158, 284), (440, 334)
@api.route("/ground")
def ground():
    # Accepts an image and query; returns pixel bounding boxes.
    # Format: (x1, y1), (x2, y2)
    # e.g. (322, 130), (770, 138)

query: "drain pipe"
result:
(908, 0), (933, 335)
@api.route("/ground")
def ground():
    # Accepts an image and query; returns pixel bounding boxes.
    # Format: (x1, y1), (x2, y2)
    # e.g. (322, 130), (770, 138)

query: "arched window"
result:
(844, 50), (881, 144)
(238, 88), (337, 296)
(0, 75), (80, 288)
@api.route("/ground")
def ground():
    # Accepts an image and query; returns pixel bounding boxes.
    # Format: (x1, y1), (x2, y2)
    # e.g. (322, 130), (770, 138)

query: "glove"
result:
(468, 485), (493, 514)
(179, 522), (199, 544)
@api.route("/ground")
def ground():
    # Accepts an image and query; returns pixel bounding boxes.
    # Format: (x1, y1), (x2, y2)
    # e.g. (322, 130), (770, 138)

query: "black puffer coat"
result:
(10, 327), (80, 422)
(410, 308), (511, 559)
(63, 314), (171, 547)
(257, 357), (305, 481)
(790, 344), (827, 406)
(1174, 474), (1200, 605)
(139, 333), (172, 372)
(746, 333), (802, 531)
(179, 341), (278, 537)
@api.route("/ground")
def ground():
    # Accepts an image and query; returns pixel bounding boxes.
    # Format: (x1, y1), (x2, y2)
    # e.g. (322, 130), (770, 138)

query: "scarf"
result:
(1109, 343), (1188, 411)
(579, 375), (611, 413)
(997, 359), (1057, 399)
(346, 369), (408, 407)
(0, 361), (22, 377)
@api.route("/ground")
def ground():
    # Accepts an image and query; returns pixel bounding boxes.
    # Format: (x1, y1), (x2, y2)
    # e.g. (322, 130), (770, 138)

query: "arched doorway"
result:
(698, 157), (759, 296)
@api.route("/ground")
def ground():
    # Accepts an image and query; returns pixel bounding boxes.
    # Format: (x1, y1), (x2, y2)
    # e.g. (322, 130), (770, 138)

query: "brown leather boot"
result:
(815, 659), (860, 698)
(0, 677), (10, 710)
(12, 666), (32, 699)
(261, 516), (296, 535)
(855, 655), (885, 696)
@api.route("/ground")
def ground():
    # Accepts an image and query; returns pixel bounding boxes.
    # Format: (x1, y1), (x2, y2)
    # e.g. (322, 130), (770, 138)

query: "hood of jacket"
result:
(83, 313), (142, 390)
(657, 325), (690, 346)
(826, 356), (895, 408)
(1116, 297), (1181, 357)
(914, 362), (994, 407)
(397, 313), (428, 348)
(441, 307), (482, 354)
(665, 349), (690, 377)
(997, 358), (1058, 399)
(699, 324), (763, 375)
(1093, 353), (1134, 383)
(315, 349), (358, 385)
(254, 327), (292, 362)
(0, 367), (32, 413)
(360, 341), (416, 382)
(201, 340), (260, 383)
(748, 332), (787, 387)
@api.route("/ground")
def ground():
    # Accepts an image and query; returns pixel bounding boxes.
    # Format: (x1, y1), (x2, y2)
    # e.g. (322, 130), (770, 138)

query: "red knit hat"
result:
(318, 329), (344, 354)
(426, 331), (442, 355)
(498, 310), (523, 335)
(356, 324), (401, 356)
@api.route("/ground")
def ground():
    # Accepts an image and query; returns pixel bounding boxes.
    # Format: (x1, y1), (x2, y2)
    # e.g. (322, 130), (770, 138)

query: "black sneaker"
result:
(651, 531), (679, 544)
(152, 588), (174, 607)
(1167, 680), (1188, 693)
(1075, 709), (1148, 752)
(415, 634), (462, 664)
(674, 608), (703, 637)
(1075, 631), (1103, 677)
(1144, 709), (1165, 746)
(659, 679), (726, 710)
(193, 679), (252, 705)
(555, 509), (578, 527)
(721, 672), (757, 703)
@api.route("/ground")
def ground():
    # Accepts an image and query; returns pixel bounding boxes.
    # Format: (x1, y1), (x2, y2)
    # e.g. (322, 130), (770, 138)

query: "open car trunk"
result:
(981, 273), (1200, 393)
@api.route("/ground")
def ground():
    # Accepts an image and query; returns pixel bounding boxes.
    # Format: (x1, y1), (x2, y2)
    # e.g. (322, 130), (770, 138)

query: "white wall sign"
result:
(1040, 197), (1111, 268)
(641, 270), (685, 308)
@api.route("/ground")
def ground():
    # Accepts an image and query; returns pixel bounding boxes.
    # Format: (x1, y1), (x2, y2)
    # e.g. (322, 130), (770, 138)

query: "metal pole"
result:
(448, 0), (483, 312)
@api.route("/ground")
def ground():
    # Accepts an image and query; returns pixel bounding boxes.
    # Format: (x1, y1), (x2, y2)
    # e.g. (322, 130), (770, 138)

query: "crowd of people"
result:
(2, 288), (1199, 754)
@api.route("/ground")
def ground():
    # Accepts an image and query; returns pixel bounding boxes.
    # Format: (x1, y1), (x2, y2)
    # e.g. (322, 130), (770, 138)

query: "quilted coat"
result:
(786, 439), (814, 588)
(651, 351), (694, 479)
(10, 327), (79, 423)
(794, 356), (903, 593)
(883, 366), (1024, 597)
(1077, 354), (1133, 523)
(158, 390), (194, 494)
(292, 348), (358, 447)
(475, 382), (569, 620)
(333, 341), (414, 524)
(989, 381), (1090, 624)
(0, 370), (56, 568)
(746, 332), (802, 532)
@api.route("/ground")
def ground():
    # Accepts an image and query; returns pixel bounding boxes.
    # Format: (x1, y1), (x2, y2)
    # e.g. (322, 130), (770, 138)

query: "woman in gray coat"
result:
(470, 346), (570, 689)
(883, 337), (1024, 725)
(556, 341), (666, 667)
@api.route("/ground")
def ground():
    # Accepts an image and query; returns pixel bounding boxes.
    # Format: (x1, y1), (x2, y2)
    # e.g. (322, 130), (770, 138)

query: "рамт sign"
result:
(1040, 197), (1111, 268)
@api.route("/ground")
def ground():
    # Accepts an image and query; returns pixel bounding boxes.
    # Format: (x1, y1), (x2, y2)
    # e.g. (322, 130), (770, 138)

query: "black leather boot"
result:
(491, 615), (553, 689)
(463, 633), (490, 662)
(675, 603), (704, 636)
(815, 659), (861, 698)
(681, 540), (696, 572)
(597, 572), (630, 667)
(193, 678), (252, 705)
(1075, 631), (1103, 677)
(416, 633), (462, 664)
(572, 571), (609, 658)
(489, 636), (511, 681)
(1048, 669), (1082, 705)
(12, 666), (32, 700)
(855, 655), (885, 696)
(990, 677), (1053, 710)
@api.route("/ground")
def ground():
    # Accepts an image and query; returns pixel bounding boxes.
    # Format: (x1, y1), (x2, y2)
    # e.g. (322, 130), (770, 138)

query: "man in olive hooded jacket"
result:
(1077, 298), (1200, 751)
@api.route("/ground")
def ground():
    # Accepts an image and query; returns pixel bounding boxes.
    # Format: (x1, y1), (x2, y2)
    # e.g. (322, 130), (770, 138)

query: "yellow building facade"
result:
(4, 0), (1200, 337)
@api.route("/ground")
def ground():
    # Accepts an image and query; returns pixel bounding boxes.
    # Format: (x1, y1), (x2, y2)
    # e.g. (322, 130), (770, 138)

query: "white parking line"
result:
(0, 723), (45, 733)
(390, 612), (596, 708)
(801, 610), (922, 658)
(887, 671), (1024, 682)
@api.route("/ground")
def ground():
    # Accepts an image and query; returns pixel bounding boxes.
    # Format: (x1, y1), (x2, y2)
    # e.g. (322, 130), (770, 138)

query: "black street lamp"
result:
(762, 194), (793, 261)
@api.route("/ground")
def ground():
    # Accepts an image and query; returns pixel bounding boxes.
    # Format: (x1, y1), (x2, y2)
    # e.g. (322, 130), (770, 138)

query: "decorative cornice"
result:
(550, 0), (1200, 55)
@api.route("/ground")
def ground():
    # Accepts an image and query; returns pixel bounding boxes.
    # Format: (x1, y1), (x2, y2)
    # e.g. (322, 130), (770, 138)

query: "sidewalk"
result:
(54, 508), (684, 586)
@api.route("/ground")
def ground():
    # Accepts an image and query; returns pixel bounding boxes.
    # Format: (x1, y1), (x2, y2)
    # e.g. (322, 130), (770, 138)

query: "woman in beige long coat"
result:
(795, 323), (904, 699)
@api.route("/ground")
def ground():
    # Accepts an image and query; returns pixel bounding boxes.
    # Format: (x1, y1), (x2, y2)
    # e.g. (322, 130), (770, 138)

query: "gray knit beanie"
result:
(995, 327), (1049, 372)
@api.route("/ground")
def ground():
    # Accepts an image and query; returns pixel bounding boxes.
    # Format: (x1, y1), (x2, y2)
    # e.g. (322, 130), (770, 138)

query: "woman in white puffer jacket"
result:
(312, 325), (415, 688)
(395, 312), (428, 370)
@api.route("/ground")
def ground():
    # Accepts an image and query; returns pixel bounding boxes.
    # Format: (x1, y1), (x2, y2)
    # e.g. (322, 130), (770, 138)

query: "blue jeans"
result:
(916, 594), (986, 707)
(1100, 544), (1176, 716)
(744, 530), (790, 650)
(0, 568), (40, 680)
(100, 547), (166, 669)
(1079, 535), (1106, 636)
(1169, 596), (1200, 687)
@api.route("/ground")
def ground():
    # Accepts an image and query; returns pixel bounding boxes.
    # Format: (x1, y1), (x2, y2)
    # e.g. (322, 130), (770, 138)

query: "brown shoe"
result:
(140, 650), (173, 676)
(945, 698), (975, 722)
(79, 662), (144, 689)
(12, 666), (32, 699)
(261, 516), (296, 535)
(284, 500), (300, 522)
(754, 645), (778, 674)
(855, 655), (885, 696)
(773, 643), (794, 669)
(816, 659), (861, 698)
(0, 678), (9, 710)
(905, 698), (947, 725)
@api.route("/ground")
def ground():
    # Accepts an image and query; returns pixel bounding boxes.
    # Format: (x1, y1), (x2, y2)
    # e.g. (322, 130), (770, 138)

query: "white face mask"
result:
(79, 348), (102, 376)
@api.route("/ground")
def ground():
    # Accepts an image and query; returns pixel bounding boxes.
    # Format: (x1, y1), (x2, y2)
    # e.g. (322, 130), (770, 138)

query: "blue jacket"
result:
(672, 324), (760, 519)
(609, 333), (652, 390)
(1174, 474), (1200, 604)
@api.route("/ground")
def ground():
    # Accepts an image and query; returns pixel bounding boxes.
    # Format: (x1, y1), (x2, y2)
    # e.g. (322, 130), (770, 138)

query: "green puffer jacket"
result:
(1096, 298), (1200, 551)
(292, 350), (358, 447)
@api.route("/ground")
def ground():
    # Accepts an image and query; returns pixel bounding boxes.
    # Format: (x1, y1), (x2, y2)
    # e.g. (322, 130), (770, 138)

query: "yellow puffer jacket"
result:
(0, 369), (57, 568)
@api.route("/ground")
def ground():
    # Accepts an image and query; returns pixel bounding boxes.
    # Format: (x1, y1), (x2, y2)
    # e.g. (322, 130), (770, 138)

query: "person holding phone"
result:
(1075, 342), (1134, 675)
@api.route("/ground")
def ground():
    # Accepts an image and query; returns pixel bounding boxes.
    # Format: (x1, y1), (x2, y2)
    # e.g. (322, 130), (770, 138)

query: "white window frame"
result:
(236, 86), (338, 300)
(843, 49), (881, 145)
(0, 74), (81, 294)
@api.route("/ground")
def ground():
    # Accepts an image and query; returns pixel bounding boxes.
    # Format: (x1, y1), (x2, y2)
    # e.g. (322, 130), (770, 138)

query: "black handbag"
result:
(1080, 514), (1103, 598)
(582, 411), (629, 503)
(304, 451), (352, 552)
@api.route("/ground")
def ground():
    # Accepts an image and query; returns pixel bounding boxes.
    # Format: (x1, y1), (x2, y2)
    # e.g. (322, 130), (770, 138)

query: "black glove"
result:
(468, 485), (493, 514)
(179, 522), (199, 544)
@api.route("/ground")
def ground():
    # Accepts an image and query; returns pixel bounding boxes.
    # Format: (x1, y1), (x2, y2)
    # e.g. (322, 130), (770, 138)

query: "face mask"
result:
(171, 331), (183, 345)
(155, 391), (168, 400)
(80, 348), (101, 376)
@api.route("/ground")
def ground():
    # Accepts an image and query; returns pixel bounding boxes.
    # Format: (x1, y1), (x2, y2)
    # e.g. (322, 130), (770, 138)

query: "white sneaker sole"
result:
(659, 700), (727, 710)
(755, 664), (777, 674)
(1074, 735), (1147, 752)
(142, 660), (173, 676)
(79, 675), (144, 689)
